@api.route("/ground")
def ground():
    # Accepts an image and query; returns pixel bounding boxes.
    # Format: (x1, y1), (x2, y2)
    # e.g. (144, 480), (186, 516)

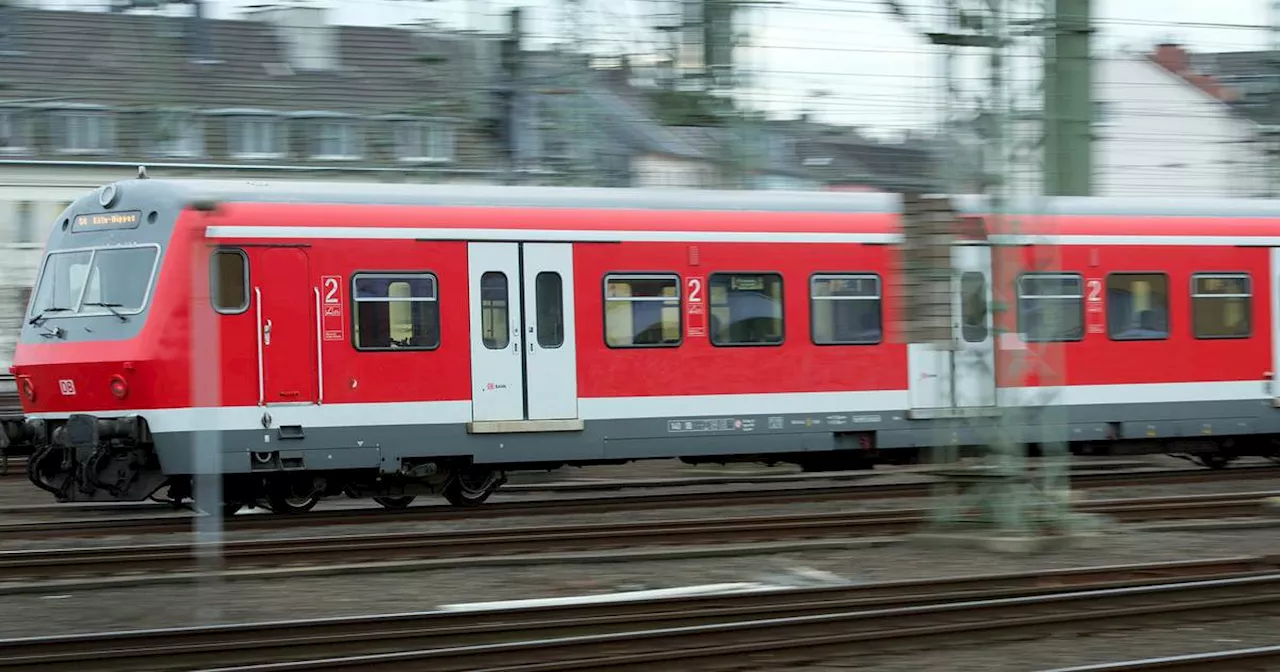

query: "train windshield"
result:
(29, 245), (160, 318)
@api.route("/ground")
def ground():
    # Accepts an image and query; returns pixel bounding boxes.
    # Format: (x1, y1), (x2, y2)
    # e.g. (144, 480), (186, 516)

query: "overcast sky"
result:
(36, 0), (1276, 135)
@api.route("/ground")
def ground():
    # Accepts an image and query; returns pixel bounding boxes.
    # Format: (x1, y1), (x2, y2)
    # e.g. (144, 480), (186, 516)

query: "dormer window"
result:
(393, 119), (454, 163)
(311, 119), (362, 160)
(0, 108), (29, 154)
(51, 109), (113, 154)
(228, 115), (285, 159)
(153, 110), (203, 158)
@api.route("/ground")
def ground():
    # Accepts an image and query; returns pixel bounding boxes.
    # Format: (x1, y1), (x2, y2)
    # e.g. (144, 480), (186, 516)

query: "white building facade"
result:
(1091, 49), (1267, 198)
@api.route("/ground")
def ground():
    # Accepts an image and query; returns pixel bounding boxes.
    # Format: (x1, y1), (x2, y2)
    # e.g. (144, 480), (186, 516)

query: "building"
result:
(1108, 43), (1267, 198)
(0, 3), (510, 368)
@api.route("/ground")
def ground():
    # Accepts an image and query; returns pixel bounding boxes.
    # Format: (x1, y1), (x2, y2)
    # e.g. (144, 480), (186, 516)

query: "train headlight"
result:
(19, 377), (35, 403)
(109, 375), (129, 400)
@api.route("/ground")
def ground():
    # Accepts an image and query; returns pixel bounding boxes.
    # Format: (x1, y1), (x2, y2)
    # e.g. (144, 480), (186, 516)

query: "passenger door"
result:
(907, 244), (997, 415)
(255, 247), (317, 405)
(467, 242), (578, 423)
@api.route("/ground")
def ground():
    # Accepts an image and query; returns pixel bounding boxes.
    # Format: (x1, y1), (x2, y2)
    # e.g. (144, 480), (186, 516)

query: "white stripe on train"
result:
(204, 225), (1280, 247)
(22, 380), (1269, 435)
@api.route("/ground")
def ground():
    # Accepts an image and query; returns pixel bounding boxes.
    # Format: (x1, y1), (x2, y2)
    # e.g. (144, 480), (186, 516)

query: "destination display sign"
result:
(73, 210), (142, 232)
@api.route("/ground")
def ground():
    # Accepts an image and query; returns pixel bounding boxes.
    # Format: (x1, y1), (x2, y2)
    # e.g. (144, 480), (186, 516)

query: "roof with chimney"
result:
(0, 5), (502, 172)
(1188, 49), (1280, 124)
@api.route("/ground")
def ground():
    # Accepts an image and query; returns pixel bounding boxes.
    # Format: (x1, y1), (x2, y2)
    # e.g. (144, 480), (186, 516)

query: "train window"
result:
(1106, 273), (1169, 341)
(30, 245), (159, 318)
(709, 273), (784, 347)
(960, 272), (988, 343)
(603, 274), (681, 348)
(535, 272), (564, 348)
(1016, 273), (1084, 342)
(810, 274), (881, 345)
(1192, 273), (1251, 339)
(480, 272), (510, 350)
(210, 249), (249, 314)
(351, 273), (440, 351)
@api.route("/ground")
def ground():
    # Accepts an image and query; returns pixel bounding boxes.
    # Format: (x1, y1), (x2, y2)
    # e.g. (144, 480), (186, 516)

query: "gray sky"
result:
(37, 0), (1276, 135)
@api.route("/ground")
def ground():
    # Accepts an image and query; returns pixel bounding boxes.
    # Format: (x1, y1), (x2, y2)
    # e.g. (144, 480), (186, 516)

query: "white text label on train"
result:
(321, 275), (345, 341)
(685, 276), (706, 338)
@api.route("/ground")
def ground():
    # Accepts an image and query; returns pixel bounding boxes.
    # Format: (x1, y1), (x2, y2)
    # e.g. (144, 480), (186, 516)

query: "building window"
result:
(394, 120), (454, 162)
(1107, 273), (1169, 340)
(810, 274), (881, 345)
(228, 116), (284, 158)
(1192, 273), (1251, 339)
(709, 273), (783, 346)
(352, 273), (440, 351)
(604, 274), (681, 348)
(154, 111), (203, 158)
(960, 271), (989, 343)
(1017, 273), (1084, 342)
(312, 120), (361, 159)
(480, 271), (509, 350)
(210, 249), (249, 314)
(15, 201), (33, 244)
(0, 110), (29, 153)
(51, 111), (113, 153)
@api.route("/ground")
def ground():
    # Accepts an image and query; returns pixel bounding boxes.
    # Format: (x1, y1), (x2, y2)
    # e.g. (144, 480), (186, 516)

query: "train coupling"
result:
(53, 414), (148, 456)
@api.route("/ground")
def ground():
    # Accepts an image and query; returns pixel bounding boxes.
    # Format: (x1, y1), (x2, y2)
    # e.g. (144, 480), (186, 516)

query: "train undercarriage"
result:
(22, 413), (510, 515)
(18, 413), (1280, 514)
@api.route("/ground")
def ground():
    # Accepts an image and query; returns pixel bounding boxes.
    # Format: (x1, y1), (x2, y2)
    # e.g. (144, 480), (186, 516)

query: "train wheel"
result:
(266, 494), (320, 514)
(373, 495), (416, 510)
(1198, 454), (1231, 470)
(443, 469), (504, 507)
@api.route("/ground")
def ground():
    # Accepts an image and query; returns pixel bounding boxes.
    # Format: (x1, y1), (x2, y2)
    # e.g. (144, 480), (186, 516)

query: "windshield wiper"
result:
(83, 302), (128, 322)
(27, 307), (69, 326)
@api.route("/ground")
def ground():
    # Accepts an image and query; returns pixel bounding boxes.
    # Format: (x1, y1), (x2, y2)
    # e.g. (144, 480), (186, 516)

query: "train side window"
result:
(1192, 273), (1251, 339)
(603, 274), (681, 348)
(535, 272), (564, 348)
(1017, 273), (1084, 342)
(480, 271), (510, 350)
(352, 273), (440, 351)
(1106, 273), (1169, 341)
(210, 249), (249, 314)
(810, 274), (881, 345)
(710, 273), (784, 347)
(959, 271), (988, 343)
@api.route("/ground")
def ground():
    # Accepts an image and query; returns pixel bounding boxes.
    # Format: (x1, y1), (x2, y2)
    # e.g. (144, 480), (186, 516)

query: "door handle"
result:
(264, 319), (272, 346)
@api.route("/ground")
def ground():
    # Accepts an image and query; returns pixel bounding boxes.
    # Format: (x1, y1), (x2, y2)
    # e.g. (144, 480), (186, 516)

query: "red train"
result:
(8, 178), (1279, 514)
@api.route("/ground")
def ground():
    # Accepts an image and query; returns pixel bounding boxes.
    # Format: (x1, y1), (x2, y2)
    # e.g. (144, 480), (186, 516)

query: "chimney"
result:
(1149, 43), (1238, 102)
(246, 4), (337, 71)
(1153, 42), (1189, 73)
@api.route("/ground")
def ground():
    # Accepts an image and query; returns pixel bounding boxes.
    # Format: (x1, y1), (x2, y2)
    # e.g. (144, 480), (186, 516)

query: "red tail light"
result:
(109, 375), (128, 400)
(19, 377), (35, 402)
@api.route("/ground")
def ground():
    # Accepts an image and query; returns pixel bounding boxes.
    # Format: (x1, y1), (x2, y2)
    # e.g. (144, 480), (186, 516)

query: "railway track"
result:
(1, 557), (1275, 672)
(0, 492), (1272, 582)
(3, 463), (1279, 540)
(1046, 646), (1280, 671)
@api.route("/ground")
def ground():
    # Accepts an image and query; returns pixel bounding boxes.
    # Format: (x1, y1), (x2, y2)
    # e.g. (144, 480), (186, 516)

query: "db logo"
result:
(58, 379), (77, 396)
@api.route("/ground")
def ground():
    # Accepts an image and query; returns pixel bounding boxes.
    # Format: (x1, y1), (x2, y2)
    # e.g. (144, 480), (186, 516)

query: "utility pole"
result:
(498, 7), (525, 185)
(1043, 0), (1092, 196)
(1269, 0), (1280, 196)
(887, 0), (1102, 552)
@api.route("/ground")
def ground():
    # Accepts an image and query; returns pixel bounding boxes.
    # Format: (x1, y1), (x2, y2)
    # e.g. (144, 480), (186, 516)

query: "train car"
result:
(10, 177), (1280, 514)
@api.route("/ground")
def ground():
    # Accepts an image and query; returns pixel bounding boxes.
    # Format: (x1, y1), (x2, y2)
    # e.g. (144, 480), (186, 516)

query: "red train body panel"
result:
(10, 179), (1280, 510)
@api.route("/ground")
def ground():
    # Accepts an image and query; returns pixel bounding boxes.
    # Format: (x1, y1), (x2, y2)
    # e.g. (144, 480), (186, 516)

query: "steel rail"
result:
(1042, 645), (1280, 671)
(0, 492), (1272, 582)
(3, 465), (1279, 541)
(174, 573), (1280, 671)
(0, 557), (1274, 672)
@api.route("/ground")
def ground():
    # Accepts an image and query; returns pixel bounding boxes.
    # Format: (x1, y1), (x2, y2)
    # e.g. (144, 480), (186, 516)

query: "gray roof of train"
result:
(86, 178), (1280, 218)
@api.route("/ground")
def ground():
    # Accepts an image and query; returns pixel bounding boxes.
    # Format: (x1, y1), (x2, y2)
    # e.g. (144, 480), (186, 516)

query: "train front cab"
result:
(12, 181), (177, 502)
